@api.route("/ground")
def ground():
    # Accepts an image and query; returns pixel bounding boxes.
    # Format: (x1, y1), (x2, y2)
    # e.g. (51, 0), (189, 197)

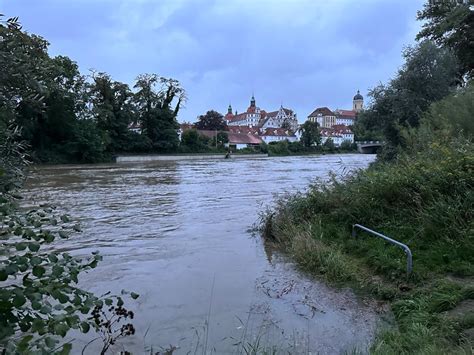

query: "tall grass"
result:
(260, 138), (474, 353)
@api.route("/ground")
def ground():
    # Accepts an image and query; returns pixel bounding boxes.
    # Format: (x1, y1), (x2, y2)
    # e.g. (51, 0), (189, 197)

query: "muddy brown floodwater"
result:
(24, 154), (380, 354)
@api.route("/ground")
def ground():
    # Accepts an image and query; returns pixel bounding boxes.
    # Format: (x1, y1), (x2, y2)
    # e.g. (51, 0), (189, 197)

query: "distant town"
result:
(129, 91), (363, 151)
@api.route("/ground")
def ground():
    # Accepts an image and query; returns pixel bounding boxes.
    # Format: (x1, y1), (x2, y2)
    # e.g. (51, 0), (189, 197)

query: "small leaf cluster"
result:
(89, 292), (138, 355)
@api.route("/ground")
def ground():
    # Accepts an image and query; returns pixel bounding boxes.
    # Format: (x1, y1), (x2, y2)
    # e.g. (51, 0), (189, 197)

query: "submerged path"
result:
(25, 154), (378, 354)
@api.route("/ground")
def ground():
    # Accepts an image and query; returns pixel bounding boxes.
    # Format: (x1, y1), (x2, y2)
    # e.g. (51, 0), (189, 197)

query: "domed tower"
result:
(247, 94), (256, 113)
(224, 103), (234, 121)
(353, 90), (364, 112)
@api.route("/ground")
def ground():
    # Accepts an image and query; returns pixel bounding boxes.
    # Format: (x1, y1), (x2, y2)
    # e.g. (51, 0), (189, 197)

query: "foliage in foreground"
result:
(0, 128), (138, 354)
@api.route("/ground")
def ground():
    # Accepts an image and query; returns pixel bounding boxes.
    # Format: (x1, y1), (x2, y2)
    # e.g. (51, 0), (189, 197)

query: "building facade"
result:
(307, 107), (337, 128)
(224, 95), (298, 132)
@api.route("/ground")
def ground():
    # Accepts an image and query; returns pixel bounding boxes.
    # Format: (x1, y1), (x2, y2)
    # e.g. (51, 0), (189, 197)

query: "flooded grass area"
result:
(24, 154), (378, 354)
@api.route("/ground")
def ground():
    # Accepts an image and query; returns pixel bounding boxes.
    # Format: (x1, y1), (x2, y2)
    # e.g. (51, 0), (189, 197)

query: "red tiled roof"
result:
(308, 107), (335, 117)
(226, 112), (247, 122)
(261, 128), (296, 137)
(227, 126), (260, 135)
(320, 125), (353, 136)
(335, 109), (357, 118)
(228, 132), (262, 145)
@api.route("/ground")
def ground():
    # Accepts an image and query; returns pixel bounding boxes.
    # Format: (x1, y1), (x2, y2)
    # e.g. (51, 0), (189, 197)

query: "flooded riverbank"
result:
(24, 154), (379, 354)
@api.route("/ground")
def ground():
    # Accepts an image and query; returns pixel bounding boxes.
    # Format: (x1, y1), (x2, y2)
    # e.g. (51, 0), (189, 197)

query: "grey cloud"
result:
(1, 0), (425, 121)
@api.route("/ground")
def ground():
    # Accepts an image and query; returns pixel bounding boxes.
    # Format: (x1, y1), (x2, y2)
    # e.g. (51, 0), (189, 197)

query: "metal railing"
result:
(352, 224), (413, 275)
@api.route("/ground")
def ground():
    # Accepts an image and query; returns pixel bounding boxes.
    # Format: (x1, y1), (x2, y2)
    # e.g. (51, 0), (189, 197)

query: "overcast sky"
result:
(1, 0), (425, 122)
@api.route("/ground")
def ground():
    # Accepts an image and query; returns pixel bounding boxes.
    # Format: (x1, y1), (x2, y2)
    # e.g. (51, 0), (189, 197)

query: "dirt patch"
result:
(445, 299), (474, 319)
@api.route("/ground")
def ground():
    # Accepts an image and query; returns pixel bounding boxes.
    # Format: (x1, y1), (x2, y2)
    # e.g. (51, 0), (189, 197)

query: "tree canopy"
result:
(354, 41), (459, 159)
(195, 110), (227, 131)
(417, 0), (474, 79)
(300, 121), (321, 147)
(0, 16), (187, 163)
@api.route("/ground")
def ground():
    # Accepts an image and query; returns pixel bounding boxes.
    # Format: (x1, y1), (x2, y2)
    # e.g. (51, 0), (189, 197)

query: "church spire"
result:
(250, 94), (256, 108)
(227, 103), (232, 114)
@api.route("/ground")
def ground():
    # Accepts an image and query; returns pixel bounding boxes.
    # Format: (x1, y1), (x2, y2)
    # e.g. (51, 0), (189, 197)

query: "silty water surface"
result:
(24, 154), (379, 354)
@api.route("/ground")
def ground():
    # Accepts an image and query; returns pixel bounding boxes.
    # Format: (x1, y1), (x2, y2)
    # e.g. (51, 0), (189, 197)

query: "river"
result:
(24, 154), (379, 354)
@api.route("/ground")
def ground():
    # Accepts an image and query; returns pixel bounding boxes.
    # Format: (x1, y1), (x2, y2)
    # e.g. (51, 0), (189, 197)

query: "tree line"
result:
(1, 16), (186, 163)
(353, 0), (473, 160)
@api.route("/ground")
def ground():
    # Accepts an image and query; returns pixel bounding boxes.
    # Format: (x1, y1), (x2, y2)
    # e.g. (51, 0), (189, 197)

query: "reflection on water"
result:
(24, 154), (378, 354)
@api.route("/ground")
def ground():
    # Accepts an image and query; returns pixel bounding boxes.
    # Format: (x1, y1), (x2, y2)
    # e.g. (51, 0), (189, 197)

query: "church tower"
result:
(227, 104), (232, 115)
(353, 90), (364, 112)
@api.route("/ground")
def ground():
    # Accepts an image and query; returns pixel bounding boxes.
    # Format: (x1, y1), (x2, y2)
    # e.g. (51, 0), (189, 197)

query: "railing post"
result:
(352, 224), (413, 275)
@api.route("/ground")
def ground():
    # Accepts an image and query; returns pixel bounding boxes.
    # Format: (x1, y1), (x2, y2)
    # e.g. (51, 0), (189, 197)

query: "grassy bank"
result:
(260, 139), (473, 353)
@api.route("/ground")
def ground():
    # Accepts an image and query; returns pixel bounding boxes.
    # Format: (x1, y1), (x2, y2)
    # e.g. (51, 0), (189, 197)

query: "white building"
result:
(225, 95), (262, 127)
(260, 106), (298, 132)
(224, 96), (298, 132)
(335, 109), (356, 126)
(307, 107), (337, 128)
(320, 125), (354, 147)
(308, 90), (363, 129)
(260, 128), (297, 143)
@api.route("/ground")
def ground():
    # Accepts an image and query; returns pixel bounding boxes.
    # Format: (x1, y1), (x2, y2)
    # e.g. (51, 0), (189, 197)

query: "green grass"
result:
(260, 139), (474, 353)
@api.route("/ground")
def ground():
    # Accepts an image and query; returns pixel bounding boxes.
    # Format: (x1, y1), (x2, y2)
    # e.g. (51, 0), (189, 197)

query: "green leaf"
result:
(52, 265), (64, 277)
(80, 321), (90, 333)
(30, 256), (42, 265)
(59, 342), (72, 355)
(15, 242), (27, 251)
(54, 322), (69, 337)
(48, 253), (58, 262)
(12, 294), (26, 307)
(131, 292), (140, 300)
(45, 336), (56, 348)
(58, 292), (69, 304)
(58, 230), (69, 239)
(32, 265), (45, 277)
(117, 297), (124, 307)
(5, 264), (19, 275)
(17, 335), (33, 352)
(60, 215), (70, 223)
(0, 269), (7, 281)
(32, 301), (42, 310)
(104, 298), (112, 306)
(44, 232), (55, 243)
(28, 242), (40, 252)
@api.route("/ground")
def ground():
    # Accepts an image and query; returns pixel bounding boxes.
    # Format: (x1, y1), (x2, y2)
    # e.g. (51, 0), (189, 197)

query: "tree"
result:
(323, 138), (335, 151)
(133, 74), (185, 152)
(417, 0), (474, 79)
(195, 110), (227, 131)
(340, 140), (353, 151)
(355, 41), (459, 157)
(300, 121), (321, 147)
(211, 131), (229, 147)
(89, 72), (135, 153)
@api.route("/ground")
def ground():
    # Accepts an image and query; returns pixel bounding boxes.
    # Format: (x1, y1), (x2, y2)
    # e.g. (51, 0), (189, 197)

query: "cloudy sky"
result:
(1, 0), (425, 122)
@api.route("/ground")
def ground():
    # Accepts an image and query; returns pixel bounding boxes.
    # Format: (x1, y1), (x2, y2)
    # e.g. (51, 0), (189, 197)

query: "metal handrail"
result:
(352, 224), (413, 275)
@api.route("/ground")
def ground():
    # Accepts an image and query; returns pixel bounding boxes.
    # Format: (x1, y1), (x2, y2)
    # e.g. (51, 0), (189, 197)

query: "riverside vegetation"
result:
(260, 1), (474, 353)
(1, 17), (139, 354)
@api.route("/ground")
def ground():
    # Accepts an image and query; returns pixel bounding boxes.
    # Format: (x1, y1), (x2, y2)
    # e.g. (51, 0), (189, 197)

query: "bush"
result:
(267, 140), (290, 155)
